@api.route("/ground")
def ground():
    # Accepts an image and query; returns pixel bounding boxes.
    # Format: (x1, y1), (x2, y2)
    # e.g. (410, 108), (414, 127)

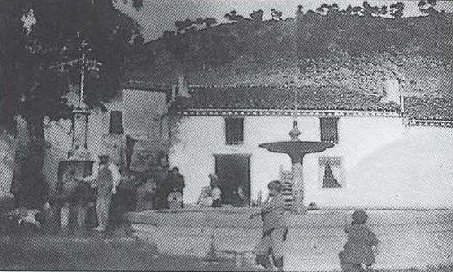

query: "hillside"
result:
(125, 12), (453, 119)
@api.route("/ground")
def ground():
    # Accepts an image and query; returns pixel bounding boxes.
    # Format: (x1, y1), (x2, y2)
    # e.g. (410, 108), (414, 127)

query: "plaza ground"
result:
(130, 208), (453, 271)
(0, 233), (452, 271)
(0, 207), (452, 271)
(0, 234), (239, 271)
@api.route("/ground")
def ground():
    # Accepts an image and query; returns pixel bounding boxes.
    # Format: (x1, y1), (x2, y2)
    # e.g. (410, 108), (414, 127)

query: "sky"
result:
(116, 0), (453, 41)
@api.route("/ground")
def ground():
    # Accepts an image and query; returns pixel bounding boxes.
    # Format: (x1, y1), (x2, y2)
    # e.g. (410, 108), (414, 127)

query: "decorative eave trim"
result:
(176, 108), (400, 117)
(407, 119), (453, 128)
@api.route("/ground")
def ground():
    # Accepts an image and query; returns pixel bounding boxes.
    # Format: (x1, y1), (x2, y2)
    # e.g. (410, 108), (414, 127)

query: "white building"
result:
(40, 82), (453, 209)
(168, 85), (453, 209)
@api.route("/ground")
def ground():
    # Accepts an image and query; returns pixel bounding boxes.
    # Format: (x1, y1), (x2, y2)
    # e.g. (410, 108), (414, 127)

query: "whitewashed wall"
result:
(123, 89), (168, 142)
(0, 133), (17, 197)
(169, 114), (453, 208)
(43, 89), (169, 193)
(43, 108), (113, 194)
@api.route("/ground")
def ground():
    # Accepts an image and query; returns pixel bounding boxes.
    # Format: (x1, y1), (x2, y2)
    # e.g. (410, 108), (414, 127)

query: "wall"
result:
(169, 114), (453, 208)
(43, 89), (169, 193)
(0, 132), (17, 197)
(123, 89), (168, 143)
(43, 108), (112, 194)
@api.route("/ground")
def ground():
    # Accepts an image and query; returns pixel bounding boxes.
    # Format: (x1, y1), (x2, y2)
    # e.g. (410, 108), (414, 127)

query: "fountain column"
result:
(288, 122), (306, 213)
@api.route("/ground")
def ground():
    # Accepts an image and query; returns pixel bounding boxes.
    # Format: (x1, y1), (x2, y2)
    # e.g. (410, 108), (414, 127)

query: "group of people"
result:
(153, 166), (185, 210)
(252, 180), (379, 272)
(61, 154), (121, 232)
(197, 173), (246, 208)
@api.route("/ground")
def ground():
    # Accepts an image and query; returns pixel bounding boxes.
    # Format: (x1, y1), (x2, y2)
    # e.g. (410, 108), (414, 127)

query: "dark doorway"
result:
(214, 154), (251, 206)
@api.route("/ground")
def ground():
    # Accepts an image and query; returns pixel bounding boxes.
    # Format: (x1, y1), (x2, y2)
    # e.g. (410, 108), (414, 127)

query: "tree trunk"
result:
(13, 115), (48, 209)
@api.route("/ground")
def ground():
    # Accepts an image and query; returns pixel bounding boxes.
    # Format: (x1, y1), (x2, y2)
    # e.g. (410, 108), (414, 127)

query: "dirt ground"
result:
(0, 234), (452, 271)
(0, 234), (240, 271)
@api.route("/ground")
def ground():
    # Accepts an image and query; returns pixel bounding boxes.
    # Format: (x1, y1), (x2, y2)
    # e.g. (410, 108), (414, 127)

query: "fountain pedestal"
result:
(259, 121), (334, 213)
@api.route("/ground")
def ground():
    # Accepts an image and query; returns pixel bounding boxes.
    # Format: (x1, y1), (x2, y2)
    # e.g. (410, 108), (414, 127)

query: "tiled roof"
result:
(172, 85), (400, 113)
(404, 96), (453, 121)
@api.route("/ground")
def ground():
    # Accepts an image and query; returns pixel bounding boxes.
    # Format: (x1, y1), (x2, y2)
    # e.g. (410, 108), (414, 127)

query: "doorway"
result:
(214, 154), (251, 206)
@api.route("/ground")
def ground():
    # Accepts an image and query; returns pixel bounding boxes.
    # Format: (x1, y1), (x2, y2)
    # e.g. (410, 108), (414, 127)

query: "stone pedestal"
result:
(292, 162), (306, 214)
(71, 108), (90, 151)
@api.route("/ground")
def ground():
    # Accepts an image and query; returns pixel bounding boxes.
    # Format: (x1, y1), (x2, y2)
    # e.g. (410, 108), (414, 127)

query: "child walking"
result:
(250, 180), (288, 271)
(339, 209), (379, 272)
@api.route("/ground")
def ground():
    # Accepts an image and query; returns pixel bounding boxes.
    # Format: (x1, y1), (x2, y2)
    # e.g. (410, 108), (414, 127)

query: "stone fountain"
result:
(259, 120), (334, 213)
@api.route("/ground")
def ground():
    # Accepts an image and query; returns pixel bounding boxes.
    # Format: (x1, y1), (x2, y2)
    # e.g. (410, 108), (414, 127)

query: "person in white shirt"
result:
(209, 174), (222, 208)
(84, 155), (121, 193)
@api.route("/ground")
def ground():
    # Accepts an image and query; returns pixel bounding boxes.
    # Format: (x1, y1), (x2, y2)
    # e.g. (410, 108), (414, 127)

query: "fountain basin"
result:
(259, 141), (334, 162)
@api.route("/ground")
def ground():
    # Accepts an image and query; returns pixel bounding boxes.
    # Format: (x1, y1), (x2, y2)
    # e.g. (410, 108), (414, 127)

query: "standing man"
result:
(153, 154), (170, 210)
(168, 167), (185, 208)
(83, 154), (121, 232)
(250, 180), (288, 271)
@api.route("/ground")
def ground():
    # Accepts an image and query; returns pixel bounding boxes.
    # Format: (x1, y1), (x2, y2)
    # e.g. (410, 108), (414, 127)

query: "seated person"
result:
(168, 189), (183, 210)
(136, 177), (157, 211)
(197, 174), (223, 208)
(197, 186), (213, 207)
(232, 185), (246, 207)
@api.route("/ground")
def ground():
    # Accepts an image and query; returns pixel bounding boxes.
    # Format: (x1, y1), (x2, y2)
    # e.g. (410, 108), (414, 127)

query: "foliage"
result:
(389, 2), (405, 19)
(0, 0), (143, 207)
(0, 0), (143, 127)
(271, 9), (283, 21)
(419, 0), (441, 15)
(224, 10), (244, 22)
(127, 2), (452, 119)
(250, 10), (264, 21)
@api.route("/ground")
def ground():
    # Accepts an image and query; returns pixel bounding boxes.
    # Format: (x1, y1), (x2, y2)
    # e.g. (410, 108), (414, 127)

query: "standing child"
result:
(250, 180), (288, 271)
(339, 209), (379, 272)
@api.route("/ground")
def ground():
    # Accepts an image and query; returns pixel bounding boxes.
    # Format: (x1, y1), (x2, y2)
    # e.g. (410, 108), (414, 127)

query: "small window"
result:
(319, 156), (343, 189)
(225, 117), (244, 145)
(320, 117), (339, 143)
(109, 111), (124, 134)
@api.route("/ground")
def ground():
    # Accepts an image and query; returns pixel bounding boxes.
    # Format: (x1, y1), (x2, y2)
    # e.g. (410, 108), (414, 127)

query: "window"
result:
(109, 111), (124, 134)
(225, 117), (244, 145)
(320, 117), (339, 143)
(319, 156), (343, 189)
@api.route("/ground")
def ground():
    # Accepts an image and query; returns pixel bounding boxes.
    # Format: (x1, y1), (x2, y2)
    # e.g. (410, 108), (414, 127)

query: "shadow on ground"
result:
(0, 234), (241, 271)
(0, 234), (452, 271)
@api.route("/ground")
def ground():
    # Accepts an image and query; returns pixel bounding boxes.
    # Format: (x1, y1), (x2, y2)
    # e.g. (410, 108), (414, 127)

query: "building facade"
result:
(40, 83), (453, 209)
(168, 85), (453, 208)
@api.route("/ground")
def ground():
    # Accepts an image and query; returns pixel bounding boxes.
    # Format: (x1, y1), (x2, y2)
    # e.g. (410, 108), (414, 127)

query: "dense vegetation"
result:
(126, 1), (452, 119)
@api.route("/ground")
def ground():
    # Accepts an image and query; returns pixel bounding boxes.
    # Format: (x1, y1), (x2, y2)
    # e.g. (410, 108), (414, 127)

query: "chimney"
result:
(177, 75), (190, 98)
(171, 85), (177, 102)
(382, 78), (401, 105)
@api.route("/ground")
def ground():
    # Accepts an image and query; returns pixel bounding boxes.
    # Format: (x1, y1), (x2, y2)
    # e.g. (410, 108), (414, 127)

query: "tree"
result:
(224, 10), (244, 22)
(362, 1), (380, 17)
(297, 5), (304, 16)
(351, 6), (363, 16)
(270, 9), (283, 21)
(419, 0), (439, 15)
(316, 3), (330, 15)
(0, 0), (143, 208)
(250, 9), (264, 21)
(316, 3), (340, 16)
(203, 18), (217, 28)
(379, 5), (388, 16)
(175, 18), (195, 33)
(390, 2), (405, 18)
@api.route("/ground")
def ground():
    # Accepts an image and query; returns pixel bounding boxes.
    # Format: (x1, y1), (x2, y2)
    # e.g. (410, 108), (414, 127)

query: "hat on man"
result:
(98, 154), (110, 164)
(267, 180), (283, 192)
(352, 209), (368, 224)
